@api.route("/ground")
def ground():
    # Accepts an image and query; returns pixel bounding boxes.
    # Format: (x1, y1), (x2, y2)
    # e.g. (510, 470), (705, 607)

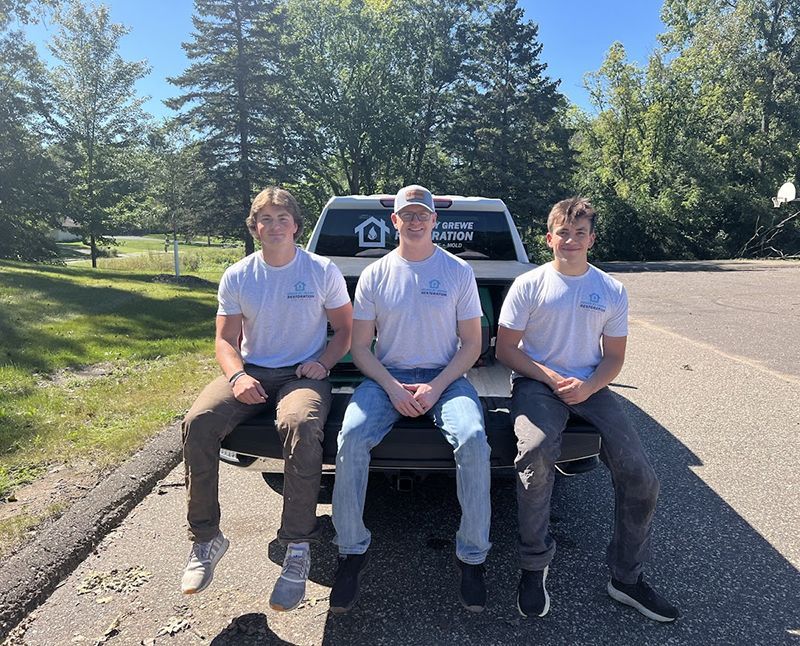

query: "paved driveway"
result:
(12, 261), (800, 645)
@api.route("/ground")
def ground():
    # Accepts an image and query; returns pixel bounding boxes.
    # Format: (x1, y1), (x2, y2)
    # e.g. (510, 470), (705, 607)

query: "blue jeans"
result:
(332, 368), (492, 564)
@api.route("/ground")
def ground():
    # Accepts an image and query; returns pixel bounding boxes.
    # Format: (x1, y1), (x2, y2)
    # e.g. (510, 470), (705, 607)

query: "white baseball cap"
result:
(394, 184), (435, 213)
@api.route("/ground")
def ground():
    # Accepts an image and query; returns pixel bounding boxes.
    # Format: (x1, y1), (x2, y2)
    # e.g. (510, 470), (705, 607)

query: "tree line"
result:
(1, 0), (798, 265)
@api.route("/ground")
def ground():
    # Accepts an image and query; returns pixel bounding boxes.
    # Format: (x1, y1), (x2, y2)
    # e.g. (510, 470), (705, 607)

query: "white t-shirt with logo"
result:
(353, 246), (482, 370)
(217, 248), (350, 368)
(498, 262), (628, 381)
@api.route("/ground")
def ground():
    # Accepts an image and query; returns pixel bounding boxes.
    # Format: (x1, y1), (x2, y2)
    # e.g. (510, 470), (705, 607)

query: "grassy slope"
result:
(0, 248), (242, 497)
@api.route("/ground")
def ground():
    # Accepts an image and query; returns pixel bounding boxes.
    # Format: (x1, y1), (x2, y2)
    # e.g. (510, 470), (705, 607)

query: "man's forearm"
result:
(584, 355), (624, 394)
(498, 345), (561, 388)
(317, 328), (350, 371)
(430, 342), (480, 392)
(351, 344), (398, 392)
(215, 339), (244, 378)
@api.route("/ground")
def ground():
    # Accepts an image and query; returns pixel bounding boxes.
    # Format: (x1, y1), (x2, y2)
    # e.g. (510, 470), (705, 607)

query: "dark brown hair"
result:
(547, 197), (597, 233)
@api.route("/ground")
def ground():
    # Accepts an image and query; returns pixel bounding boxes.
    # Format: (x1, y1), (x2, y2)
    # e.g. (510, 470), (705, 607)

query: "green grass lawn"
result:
(0, 247), (245, 500)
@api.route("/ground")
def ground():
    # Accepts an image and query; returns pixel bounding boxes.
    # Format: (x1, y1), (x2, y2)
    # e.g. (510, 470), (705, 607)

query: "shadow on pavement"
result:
(212, 395), (799, 645)
(210, 613), (293, 645)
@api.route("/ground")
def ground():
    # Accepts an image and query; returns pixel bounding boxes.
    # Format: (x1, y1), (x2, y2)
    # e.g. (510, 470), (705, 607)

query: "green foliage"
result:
(45, 0), (150, 267)
(447, 0), (575, 233)
(167, 0), (290, 255)
(139, 121), (222, 241)
(576, 1), (800, 260)
(0, 22), (63, 261)
(6, 0), (800, 263)
(163, 0), (574, 238)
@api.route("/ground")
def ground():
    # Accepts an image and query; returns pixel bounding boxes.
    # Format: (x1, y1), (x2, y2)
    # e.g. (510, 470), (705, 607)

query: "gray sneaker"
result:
(269, 542), (311, 611)
(181, 531), (229, 594)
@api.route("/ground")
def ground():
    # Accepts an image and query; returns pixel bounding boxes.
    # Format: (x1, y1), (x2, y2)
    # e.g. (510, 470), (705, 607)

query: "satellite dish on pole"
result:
(773, 182), (796, 207)
(778, 182), (796, 202)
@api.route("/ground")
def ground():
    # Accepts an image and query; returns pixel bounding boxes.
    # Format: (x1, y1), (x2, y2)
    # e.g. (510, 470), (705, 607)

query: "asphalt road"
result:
(10, 260), (800, 646)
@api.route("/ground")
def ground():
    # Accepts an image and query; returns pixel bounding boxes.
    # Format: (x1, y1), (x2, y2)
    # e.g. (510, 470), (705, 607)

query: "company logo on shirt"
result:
(288, 280), (315, 300)
(421, 278), (447, 297)
(579, 292), (606, 312)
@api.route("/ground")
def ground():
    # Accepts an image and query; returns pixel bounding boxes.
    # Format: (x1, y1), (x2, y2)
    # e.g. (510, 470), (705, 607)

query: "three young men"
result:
(182, 187), (676, 623)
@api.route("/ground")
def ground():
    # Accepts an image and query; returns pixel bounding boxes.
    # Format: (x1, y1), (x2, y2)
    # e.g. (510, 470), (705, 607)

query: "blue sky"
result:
(22, 0), (665, 120)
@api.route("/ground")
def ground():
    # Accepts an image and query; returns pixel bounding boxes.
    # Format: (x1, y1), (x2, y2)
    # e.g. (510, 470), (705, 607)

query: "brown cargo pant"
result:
(181, 365), (331, 544)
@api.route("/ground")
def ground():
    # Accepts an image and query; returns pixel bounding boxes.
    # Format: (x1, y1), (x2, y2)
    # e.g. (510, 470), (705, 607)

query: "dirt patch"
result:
(151, 273), (215, 287)
(0, 463), (102, 559)
(39, 362), (119, 388)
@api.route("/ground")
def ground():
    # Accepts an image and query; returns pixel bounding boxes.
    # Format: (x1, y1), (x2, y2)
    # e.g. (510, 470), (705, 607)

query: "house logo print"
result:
(354, 217), (391, 248)
(295, 282), (306, 292)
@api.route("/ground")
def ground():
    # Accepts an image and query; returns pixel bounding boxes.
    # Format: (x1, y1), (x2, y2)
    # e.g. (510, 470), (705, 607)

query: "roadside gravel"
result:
(0, 423), (183, 641)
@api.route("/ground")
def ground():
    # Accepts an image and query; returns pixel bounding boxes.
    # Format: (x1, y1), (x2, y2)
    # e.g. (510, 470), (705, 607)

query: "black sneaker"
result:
(455, 557), (486, 612)
(329, 553), (369, 614)
(607, 574), (679, 623)
(517, 566), (549, 618)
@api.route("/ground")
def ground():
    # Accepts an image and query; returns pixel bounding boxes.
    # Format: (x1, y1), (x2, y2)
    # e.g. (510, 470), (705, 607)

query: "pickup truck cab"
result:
(220, 195), (601, 476)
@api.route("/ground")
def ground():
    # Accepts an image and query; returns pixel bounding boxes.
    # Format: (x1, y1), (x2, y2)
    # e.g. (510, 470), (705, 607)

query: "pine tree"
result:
(448, 0), (574, 237)
(167, 0), (288, 254)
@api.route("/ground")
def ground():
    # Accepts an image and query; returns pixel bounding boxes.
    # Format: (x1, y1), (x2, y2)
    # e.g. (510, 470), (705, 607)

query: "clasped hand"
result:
(553, 377), (593, 405)
(388, 382), (442, 417)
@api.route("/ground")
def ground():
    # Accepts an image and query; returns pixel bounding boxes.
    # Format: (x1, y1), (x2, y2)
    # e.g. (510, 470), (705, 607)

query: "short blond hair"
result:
(246, 187), (303, 240)
(547, 197), (597, 233)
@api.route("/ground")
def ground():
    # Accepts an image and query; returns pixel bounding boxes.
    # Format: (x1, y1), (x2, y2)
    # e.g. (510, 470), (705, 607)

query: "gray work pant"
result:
(511, 378), (659, 584)
(181, 365), (331, 544)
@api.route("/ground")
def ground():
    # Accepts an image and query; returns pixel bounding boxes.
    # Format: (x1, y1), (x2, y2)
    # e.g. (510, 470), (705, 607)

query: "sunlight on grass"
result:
(69, 244), (244, 279)
(0, 257), (235, 497)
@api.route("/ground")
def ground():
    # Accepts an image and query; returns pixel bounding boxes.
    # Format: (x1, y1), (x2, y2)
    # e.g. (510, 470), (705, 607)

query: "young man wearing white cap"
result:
(329, 184), (492, 614)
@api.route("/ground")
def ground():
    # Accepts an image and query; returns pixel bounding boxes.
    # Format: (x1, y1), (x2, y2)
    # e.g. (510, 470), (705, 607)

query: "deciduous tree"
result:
(46, 0), (149, 267)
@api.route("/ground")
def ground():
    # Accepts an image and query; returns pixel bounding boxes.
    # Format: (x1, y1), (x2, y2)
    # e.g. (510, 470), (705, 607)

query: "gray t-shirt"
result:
(217, 248), (350, 368)
(353, 246), (482, 370)
(498, 262), (628, 381)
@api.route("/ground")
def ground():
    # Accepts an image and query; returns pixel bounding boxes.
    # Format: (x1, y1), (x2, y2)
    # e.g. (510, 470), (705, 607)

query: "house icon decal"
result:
(294, 281), (306, 292)
(354, 216), (391, 248)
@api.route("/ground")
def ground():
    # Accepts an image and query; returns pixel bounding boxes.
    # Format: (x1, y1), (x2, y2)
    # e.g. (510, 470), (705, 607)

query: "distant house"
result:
(49, 217), (81, 242)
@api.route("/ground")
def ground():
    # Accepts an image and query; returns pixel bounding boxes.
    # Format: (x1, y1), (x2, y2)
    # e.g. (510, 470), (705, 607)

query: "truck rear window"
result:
(314, 208), (518, 260)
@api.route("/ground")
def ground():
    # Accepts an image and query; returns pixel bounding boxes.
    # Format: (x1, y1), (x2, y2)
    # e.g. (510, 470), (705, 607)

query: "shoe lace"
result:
(281, 548), (309, 582)
(190, 540), (212, 562)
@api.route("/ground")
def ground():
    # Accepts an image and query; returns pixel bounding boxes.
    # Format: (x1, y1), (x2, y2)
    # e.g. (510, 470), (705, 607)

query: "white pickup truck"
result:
(220, 195), (600, 480)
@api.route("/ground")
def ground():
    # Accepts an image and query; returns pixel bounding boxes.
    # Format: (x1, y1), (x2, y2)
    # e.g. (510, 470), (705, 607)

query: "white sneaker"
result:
(181, 531), (229, 594)
(269, 542), (311, 611)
